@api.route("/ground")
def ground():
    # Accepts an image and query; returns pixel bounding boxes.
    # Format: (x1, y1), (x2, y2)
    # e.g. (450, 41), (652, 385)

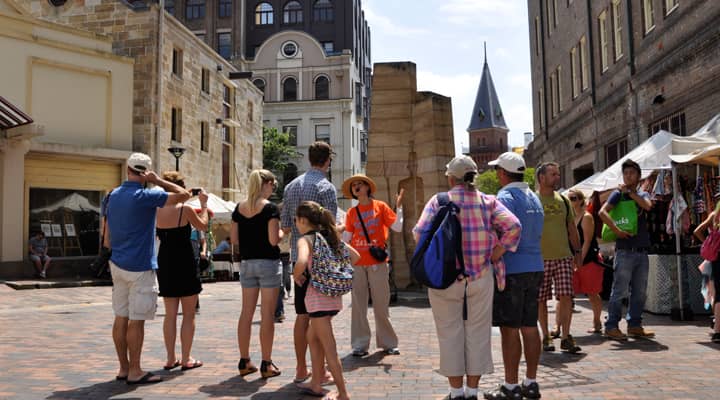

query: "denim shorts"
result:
(239, 259), (282, 288)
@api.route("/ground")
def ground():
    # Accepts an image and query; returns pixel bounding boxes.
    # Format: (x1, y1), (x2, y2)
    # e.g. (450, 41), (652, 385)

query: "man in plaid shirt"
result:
(280, 141), (337, 384)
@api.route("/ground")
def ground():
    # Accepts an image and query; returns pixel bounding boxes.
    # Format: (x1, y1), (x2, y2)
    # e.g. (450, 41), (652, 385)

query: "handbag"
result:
(601, 196), (638, 242)
(701, 214), (720, 262)
(355, 206), (388, 262)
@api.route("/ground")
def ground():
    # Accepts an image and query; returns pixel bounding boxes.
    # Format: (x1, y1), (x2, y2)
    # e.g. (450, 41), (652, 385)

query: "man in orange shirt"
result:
(342, 174), (404, 356)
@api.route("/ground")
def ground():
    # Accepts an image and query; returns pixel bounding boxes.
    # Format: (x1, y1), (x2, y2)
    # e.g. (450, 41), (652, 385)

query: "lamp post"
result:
(167, 146), (186, 171)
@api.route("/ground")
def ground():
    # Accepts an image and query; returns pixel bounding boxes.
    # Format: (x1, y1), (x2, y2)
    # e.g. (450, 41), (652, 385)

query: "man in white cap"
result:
(104, 152), (190, 385)
(484, 152), (544, 400)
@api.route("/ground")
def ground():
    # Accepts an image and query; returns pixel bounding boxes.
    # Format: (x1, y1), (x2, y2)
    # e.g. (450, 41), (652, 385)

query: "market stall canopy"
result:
(31, 193), (100, 214)
(669, 114), (720, 166)
(187, 193), (236, 222)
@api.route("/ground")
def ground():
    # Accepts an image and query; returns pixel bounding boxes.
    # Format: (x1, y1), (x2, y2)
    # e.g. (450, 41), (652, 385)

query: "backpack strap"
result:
(437, 192), (450, 207)
(178, 203), (185, 227)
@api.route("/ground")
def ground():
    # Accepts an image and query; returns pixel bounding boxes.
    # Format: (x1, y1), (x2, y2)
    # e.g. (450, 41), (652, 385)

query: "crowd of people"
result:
(96, 142), (720, 400)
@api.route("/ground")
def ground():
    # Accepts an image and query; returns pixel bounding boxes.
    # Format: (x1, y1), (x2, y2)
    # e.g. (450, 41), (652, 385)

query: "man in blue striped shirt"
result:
(280, 141), (337, 384)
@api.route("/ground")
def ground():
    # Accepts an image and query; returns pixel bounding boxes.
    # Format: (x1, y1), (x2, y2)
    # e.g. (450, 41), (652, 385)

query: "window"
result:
(643, 0), (655, 34)
(201, 68), (210, 94)
(221, 139), (232, 200)
(195, 32), (206, 42)
(223, 85), (233, 119)
(598, 10), (608, 72)
(219, 0), (231, 18)
(605, 139), (628, 167)
(650, 111), (687, 136)
(253, 78), (265, 93)
(553, 0), (558, 26)
(315, 75), (329, 100)
(255, 2), (274, 25)
(355, 82), (362, 116)
(664, 0), (679, 16)
(200, 121), (209, 152)
(538, 88), (545, 128)
(556, 66), (562, 112)
(29, 188), (103, 257)
(171, 108), (182, 142)
(546, 0), (553, 35)
(281, 41), (298, 58)
(549, 72), (557, 117)
(283, 125), (298, 146)
(321, 41), (334, 55)
(217, 32), (231, 59)
(172, 48), (182, 77)
(534, 16), (540, 56)
(186, 0), (205, 20)
(313, 0), (334, 23)
(283, 77), (297, 101)
(315, 124), (330, 144)
(570, 47), (578, 99)
(580, 36), (589, 90)
(220, 124), (231, 142)
(283, 1), (303, 24)
(247, 101), (254, 122)
(612, 0), (623, 61)
(165, 0), (174, 15)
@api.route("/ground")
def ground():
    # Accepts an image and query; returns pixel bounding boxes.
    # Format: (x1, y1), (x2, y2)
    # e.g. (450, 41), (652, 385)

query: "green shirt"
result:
(538, 191), (575, 260)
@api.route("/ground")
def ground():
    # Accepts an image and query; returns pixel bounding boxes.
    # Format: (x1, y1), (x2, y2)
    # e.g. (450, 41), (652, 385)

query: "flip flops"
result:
(126, 372), (162, 385)
(163, 360), (181, 370)
(181, 360), (203, 371)
(297, 384), (328, 397)
(293, 372), (311, 384)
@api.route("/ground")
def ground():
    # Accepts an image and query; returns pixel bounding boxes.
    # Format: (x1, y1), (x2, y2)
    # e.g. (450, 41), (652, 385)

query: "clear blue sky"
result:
(364, 0), (533, 155)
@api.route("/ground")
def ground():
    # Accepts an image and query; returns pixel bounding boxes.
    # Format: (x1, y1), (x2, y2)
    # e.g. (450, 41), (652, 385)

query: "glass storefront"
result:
(28, 188), (102, 257)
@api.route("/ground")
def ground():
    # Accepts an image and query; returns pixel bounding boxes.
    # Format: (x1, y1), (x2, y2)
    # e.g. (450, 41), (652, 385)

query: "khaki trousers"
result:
(428, 273), (494, 377)
(351, 263), (398, 351)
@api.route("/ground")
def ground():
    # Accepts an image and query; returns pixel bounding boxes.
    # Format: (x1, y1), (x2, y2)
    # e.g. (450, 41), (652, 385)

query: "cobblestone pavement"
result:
(0, 281), (717, 399)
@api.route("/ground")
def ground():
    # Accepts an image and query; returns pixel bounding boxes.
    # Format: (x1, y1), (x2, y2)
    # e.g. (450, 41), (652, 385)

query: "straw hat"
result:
(342, 174), (377, 199)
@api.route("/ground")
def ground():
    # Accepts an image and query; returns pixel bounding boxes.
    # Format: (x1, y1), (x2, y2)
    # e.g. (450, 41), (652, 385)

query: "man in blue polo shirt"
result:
(484, 152), (544, 400)
(105, 153), (190, 385)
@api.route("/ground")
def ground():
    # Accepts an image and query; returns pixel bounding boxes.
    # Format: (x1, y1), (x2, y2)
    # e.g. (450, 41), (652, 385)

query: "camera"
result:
(191, 188), (201, 196)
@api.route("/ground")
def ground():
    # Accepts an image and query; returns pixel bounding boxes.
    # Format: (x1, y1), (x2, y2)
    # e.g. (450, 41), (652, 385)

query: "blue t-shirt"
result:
(607, 189), (651, 249)
(497, 182), (545, 274)
(107, 181), (168, 272)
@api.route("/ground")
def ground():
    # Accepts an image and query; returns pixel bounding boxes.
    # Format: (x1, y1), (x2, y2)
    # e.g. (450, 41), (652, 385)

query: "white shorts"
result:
(110, 261), (159, 321)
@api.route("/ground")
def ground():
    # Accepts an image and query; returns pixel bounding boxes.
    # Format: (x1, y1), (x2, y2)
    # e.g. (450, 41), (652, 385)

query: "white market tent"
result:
(670, 114), (720, 166)
(30, 192), (100, 214)
(187, 192), (237, 223)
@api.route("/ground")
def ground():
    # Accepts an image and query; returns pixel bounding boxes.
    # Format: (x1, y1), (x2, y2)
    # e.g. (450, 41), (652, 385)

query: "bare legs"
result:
(294, 314), (310, 380)
(238, 287), (279, 366)
(163, 295), (200, 367)
(113, 316), (149, 381)
(303, 316), (349, 400)
(540, 295), (573, 340)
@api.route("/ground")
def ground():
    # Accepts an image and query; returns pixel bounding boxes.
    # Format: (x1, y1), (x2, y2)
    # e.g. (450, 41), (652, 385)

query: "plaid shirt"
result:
(281, 168), (337, 262)
(413, 186), (521, 289)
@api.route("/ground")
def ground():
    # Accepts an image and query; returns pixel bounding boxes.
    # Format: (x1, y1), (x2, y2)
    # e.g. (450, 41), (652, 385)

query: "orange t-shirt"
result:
(344, 200), (397, 266)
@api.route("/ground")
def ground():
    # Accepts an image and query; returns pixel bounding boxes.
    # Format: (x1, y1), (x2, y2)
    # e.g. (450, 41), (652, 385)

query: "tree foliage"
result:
(262, 126), (296, 174)
(475, 167), (536, 195)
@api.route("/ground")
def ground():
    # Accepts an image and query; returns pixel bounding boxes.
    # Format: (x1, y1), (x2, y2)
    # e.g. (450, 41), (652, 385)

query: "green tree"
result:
(475, 167), (536, 195)
(262, 126), (296, 173)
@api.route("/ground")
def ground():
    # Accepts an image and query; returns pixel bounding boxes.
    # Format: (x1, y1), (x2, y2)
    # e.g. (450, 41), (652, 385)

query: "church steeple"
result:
(467, 43), (508, 131)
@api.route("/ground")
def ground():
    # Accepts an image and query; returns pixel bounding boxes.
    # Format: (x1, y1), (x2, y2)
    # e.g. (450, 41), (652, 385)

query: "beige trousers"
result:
(351, 263), (398, 351)
(428, 273), (494, 377)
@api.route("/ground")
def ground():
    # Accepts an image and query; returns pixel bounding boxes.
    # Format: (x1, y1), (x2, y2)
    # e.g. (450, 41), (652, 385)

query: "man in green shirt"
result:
(536, 162), (582, 354)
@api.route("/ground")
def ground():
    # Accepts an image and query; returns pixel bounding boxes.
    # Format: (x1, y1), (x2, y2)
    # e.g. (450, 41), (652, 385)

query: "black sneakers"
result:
(521, 381), (542, 399)
(560, 334), (582, 353)
(483, 384), (522, 400)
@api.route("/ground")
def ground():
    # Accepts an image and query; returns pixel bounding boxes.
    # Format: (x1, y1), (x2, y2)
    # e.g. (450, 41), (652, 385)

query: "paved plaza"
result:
(0, 281), (717, 400)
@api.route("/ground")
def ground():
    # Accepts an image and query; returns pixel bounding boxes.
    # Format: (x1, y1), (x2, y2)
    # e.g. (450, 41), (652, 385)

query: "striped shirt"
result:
(281, 168), (338, 262)
(413, 186), (522, 289)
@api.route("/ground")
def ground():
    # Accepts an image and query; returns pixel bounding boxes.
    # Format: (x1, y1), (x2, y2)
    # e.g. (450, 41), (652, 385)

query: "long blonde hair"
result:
(246, 169), (276, 213)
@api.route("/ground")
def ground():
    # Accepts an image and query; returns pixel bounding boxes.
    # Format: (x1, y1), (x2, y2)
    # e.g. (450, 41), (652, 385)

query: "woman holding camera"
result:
(156, 171), (208, 371)
(232, 169), (283, 378)
(341, 174), (404, 357)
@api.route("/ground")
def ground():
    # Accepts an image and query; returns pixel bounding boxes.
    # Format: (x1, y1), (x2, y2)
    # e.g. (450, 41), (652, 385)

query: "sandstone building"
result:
(526, 0), (720, 187)
(366, 62), (455, 288)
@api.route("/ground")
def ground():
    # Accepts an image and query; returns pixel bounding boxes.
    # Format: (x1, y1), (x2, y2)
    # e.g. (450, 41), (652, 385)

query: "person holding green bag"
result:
(599, 159), (655, 341)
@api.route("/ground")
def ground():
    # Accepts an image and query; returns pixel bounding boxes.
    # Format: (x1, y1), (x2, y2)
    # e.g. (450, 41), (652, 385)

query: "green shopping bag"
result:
(601, 198), (638, 242)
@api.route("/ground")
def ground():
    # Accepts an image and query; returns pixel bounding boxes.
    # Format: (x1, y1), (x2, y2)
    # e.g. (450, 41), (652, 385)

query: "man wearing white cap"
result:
(484, 152), (544, 400)
(105, 153), (190, 385)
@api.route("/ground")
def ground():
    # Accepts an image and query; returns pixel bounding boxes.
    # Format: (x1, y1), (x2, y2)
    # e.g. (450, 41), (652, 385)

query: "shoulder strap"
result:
(100, 192), (112, 247)
(356, 206), (372, 243)
(437, 192), (450, 206)
(178, 203), (185, 227)
(560, 193), (570, 221)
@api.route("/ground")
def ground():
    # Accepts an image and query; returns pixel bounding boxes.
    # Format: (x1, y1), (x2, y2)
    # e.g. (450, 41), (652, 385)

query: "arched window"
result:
(283, 1), (303, 24)
(255, 2), (274, 25)
(252, 78), (266, 93)
(315, 75), (329, 100)
(313, 0), (333, 22)
(283, 77), (297, 101)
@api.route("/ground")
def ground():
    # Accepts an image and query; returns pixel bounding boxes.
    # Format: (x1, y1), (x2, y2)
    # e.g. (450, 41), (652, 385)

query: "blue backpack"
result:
(410, 192), (465, 289)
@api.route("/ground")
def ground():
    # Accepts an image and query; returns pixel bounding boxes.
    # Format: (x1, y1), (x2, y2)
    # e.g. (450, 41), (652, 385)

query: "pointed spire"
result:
(467, 44), (507, 132)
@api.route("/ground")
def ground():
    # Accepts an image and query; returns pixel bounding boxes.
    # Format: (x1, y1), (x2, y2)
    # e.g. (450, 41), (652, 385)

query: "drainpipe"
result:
(625, 0), (636, 75)
(586, 0), (597, 105)
(155, 0), (165, 168)
(539, 0), (549, 140)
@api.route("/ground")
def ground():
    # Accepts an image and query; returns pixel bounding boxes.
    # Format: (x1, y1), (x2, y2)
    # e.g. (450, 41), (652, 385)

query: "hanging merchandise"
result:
(693, 175), (706, 215)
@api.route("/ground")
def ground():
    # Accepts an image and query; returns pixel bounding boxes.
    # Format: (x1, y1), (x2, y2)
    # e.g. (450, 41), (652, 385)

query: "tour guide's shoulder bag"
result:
(309, 232), (354, 297)
(355, 205), (388, 262)
(410, 192), (465, 289)
(601, 194), (639, 242)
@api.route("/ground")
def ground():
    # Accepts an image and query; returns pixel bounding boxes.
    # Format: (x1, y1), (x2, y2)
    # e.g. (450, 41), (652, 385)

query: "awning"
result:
(0, 96), (33, 130)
